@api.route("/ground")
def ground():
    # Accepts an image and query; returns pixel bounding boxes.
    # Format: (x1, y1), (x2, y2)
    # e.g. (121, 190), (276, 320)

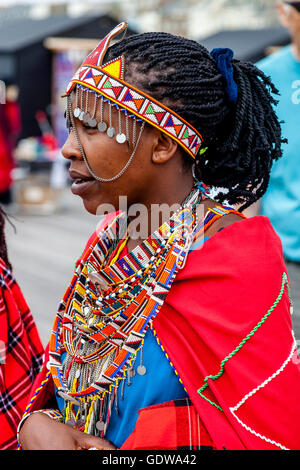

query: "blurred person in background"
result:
(254, 1), (300, 339)
(0, 83), (22, 205)
(0, 206), (44, 449)
(18, 23), (300, 451)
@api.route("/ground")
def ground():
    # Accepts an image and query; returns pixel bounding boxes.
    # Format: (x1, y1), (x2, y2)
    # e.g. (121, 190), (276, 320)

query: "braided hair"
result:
(104, 32), (285, 210)
(0, 206), (12, 271)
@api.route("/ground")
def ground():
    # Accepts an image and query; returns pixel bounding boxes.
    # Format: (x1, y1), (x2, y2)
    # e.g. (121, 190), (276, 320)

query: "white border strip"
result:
(229, 340), (297, 450)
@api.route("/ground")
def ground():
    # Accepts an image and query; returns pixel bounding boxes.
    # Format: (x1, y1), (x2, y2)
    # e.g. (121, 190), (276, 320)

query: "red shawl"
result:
(24, 216), (300, 450)
(0, 100), (21, 193)
(0, 259), (44, 450)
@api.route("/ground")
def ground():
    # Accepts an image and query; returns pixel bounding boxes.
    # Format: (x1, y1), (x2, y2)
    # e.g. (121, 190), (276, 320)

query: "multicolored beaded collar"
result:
(65, 22), (204, 159)
(48, 185), (208, 434)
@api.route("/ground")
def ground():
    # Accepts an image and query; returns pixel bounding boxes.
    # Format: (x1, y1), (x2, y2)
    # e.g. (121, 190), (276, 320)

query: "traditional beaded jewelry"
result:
(67, 92), (145, 184)
(49, 185), (208, 436)
(65, 22), (204, 160)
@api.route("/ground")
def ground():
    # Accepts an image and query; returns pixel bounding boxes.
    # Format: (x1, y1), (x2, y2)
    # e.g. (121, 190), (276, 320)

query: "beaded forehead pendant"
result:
(65, 21), (204, 164)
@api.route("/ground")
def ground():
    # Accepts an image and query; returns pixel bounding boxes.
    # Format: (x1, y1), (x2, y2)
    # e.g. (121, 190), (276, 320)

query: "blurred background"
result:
(0, 0), (291, 344)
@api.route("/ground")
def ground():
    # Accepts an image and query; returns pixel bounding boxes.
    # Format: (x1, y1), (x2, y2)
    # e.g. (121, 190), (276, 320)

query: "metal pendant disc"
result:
(79, 111), (84, 121)
(107, 127), (115, 138)
(88, 117), (97, 128)
(73, 107), (81, 118)
(96, 420), (105, 431)
(137, 365), (146, 376)
(82, 112), (91, 124)
(116, 133), (126, 144)
(98, 122), (107, 132)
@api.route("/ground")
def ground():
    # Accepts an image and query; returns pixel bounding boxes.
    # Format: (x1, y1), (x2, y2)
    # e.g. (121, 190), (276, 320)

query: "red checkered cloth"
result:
(121, 398), (216, 450)
(0, 258), (44, 450)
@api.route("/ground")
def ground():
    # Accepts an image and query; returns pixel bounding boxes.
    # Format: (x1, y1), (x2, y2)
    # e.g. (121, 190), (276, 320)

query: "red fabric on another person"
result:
(0, 258), (44, 450)
(0, 100), (21, 193)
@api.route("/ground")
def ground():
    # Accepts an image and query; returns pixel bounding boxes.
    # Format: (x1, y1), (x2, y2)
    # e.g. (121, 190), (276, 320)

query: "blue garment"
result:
(55, 329), (188, 449)
(257, 46), (300, 262)
(105, 329), (188, 448)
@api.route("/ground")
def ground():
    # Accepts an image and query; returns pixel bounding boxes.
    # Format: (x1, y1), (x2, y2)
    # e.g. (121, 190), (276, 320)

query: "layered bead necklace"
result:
(49, 184), (209, 436)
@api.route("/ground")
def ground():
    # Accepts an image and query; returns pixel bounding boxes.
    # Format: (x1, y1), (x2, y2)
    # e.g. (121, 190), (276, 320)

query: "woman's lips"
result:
(71, 177), (96, 196)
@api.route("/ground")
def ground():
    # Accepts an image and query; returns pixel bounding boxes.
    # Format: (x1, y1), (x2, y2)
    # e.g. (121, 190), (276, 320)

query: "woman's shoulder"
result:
(204, 213), (279, 248)
(182, 214), (285, 284)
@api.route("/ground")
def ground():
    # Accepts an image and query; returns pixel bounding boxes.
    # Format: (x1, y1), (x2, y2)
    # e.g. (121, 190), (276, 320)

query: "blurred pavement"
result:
(6, 189), (97, 346)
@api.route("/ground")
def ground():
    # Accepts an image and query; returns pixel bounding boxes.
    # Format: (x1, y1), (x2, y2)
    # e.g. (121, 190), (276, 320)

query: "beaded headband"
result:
(65, 22), (204, 159)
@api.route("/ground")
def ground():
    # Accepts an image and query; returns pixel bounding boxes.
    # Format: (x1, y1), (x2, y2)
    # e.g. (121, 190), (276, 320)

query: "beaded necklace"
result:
(49, 184), (209, 434)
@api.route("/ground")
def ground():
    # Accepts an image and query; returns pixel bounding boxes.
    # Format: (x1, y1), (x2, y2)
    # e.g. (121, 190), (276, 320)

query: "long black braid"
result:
(0, 206), (12, 271)
(104, 32), (285, 210)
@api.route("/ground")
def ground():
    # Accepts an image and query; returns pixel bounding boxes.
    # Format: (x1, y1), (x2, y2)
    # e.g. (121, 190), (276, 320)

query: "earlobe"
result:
(151, 132), (178, 164)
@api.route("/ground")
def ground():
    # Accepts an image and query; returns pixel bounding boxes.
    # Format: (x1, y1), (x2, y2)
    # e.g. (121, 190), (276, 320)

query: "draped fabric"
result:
(0, 100), (21, 193)
(22, 215), (300, 450)
(0, 259), (44, 450)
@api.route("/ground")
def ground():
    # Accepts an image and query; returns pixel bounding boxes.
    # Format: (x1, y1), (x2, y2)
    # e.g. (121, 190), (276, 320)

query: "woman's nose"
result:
(61, 130), (83, 162)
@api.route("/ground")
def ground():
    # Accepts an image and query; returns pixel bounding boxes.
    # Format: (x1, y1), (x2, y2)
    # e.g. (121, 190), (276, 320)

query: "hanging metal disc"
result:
(137, 365), (146, 376)
(116, 133), (126, 144)
(88, 117), (97, 128)
(82, 112), (91, 124)
(96, 420), (105, 431)
(98, 122), (107, 132)
(73, 107), (81, 118)
(107, 127), (115, 138)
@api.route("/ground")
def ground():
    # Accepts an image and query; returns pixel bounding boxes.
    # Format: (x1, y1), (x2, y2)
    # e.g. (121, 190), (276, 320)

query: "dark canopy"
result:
(199, 27), (290, 63)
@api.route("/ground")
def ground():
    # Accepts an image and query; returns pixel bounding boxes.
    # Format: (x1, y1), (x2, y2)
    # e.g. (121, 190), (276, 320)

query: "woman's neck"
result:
(126, 176), (195, 252)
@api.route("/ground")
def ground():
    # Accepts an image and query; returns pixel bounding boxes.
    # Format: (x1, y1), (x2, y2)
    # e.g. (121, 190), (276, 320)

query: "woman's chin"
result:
(81, 198), (99, 215)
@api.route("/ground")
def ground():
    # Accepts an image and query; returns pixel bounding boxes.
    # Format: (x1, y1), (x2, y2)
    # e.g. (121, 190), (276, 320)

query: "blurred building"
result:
(0, 12), (131, 140)
(0, 1), (281, 40)
(199, 27), (290, 63)
(0, 9), (135, 213)
(52, 0), (280, 40)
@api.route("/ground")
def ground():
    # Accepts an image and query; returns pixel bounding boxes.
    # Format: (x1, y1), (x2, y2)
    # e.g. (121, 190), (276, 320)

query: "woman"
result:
(0, 206), (43, 449)
(18, 23), (300, 450)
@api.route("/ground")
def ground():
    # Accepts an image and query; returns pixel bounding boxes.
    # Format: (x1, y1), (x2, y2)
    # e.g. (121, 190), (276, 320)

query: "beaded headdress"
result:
(65, 22), (204, 159)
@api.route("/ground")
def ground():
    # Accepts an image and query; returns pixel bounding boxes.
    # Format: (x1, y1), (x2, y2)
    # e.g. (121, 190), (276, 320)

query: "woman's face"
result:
(61, 91), (156, 215)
